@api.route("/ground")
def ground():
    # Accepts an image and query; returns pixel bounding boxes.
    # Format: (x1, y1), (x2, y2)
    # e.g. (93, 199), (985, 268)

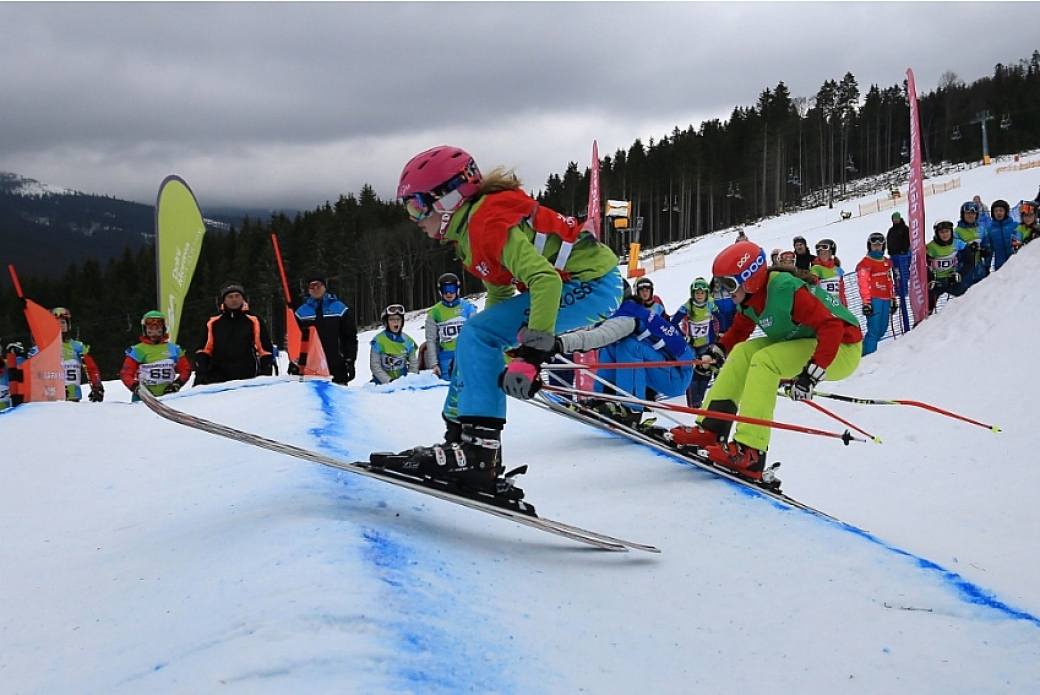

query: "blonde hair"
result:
(477, 166), (523, 195)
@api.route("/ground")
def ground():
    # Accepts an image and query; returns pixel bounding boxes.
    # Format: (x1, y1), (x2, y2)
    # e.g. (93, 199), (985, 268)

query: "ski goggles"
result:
(691, 278), (710, 293)
(144, 318), (166, 332)
(815, 242), (833, 252)
(868, 233), (885, 245)
(716, 275), (742, 294)
(439, 283), (459, 295)
(961, 203), (980, 214)
(384, 304), (406, 317)
(403, 192), (436, 222)
(778, 250), (797, 263)
(1020, 202), (1037, 216)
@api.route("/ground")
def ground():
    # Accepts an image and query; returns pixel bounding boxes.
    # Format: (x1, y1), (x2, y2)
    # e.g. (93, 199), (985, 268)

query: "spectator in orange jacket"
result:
(855, 232), (897, 356)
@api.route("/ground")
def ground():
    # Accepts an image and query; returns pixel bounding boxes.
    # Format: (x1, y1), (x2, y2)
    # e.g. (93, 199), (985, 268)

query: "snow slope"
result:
(3, 155), (1040, 694)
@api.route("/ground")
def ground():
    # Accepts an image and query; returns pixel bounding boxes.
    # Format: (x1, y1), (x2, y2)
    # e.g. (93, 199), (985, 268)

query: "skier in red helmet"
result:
(668, 242), (863, 481)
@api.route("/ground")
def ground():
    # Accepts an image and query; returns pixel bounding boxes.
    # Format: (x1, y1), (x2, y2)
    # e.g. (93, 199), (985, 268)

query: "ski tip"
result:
(872, 435), (883, 444)
(991, 425), (1002, 433)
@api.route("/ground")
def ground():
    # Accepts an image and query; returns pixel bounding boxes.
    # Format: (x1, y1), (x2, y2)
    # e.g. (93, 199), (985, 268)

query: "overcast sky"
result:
(1, 2), (1034, 211)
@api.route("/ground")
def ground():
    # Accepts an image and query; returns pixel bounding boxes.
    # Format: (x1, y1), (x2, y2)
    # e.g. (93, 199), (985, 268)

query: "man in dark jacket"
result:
(792, 236), (814, 271)
(195, 282), (274, 385)
(886, 212), (912, 332)
(291, 272), (358, 385)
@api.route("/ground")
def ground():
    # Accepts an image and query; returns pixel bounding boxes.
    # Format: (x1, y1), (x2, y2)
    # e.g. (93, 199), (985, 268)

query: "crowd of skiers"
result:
(6, 143), (1036, 495)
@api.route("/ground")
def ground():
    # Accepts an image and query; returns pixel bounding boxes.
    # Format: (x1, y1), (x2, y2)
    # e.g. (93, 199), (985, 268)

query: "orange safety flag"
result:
(21, 298), (65, 402)
(302, 327), (330, 377)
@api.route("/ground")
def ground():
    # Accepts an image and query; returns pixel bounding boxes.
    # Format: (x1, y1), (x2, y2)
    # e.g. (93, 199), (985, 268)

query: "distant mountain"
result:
(0, 172), (299, 283)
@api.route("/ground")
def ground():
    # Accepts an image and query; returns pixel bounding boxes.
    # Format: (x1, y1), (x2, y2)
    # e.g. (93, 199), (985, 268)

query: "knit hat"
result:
(218, 282), (246, 304)
(304, 270), (327, 287)
(891, 211), (902, 220)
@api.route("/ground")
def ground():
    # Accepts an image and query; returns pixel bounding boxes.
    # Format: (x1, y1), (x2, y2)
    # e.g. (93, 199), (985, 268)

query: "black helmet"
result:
(866, 232), (886, 251)
(437, 272), (460, 292)
(815, 238), (837, 255)
(380, 303), (406, 329)
(933, 220), (955, 244)
(991, 199), (1010, 214)
(960, 201), (981, 218)
(621, 279), (634, 301)
(634, 277), (654, 293)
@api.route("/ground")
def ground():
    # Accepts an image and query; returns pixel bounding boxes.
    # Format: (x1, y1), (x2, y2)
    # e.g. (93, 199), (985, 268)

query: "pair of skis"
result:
(531, 391), (840, 522)
(136, 387), (659, 553)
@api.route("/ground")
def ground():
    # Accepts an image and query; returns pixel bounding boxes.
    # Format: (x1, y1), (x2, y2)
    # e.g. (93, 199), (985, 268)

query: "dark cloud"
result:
(0, 3), (1032, 208)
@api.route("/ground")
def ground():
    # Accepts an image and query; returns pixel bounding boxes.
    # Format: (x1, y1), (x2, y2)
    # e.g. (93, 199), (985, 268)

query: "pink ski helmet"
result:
(397, 146), (482, 223)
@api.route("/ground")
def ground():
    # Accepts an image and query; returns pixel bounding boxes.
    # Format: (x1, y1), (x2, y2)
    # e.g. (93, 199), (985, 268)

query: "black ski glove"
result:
(163, 381), (183, 395)
(344, 361), (356, 384)
(862, 302), (874, 317)
(88, 384), (105, 402)
(788, 362), (826, 402)
(695, 344), (726, 378)
(950, 272), (962, 285)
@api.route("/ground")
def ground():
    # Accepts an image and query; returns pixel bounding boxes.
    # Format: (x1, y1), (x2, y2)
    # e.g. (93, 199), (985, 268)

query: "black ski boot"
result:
(372, 423), (523, 499)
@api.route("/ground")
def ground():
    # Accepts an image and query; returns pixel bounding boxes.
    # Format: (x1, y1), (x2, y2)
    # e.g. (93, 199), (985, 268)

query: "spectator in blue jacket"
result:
(954, 201), (990, 290)
(290, 272), (359, 385)
(555, 291), (694, 428)
(986, 200), (1021, 272)
(709, 277), (737, 336)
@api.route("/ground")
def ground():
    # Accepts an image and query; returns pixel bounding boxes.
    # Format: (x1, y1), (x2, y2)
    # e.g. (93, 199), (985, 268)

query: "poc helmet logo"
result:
(736, 249), (767, 284)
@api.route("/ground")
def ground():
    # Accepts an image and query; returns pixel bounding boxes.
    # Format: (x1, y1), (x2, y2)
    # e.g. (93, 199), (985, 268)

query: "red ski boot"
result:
(666, 424), (722, 449)
(702, 440), (767, 481)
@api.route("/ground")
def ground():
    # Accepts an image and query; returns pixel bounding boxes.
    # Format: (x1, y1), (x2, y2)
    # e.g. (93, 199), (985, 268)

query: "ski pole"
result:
(799, 398), (881, 443)
(542, 359), (709, 371)
(543, 384), (869, 445)
(787, 384), (1001, 433)
(543, 356), (687, 427)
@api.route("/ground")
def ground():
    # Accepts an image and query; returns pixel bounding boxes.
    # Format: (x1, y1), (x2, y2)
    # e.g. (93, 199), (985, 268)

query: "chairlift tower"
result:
(971, 110), (994, 165)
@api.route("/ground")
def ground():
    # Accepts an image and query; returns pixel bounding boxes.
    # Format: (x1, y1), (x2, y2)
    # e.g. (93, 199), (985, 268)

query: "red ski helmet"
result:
(397, 146), (482, 222)
(712, 241), (769, 294)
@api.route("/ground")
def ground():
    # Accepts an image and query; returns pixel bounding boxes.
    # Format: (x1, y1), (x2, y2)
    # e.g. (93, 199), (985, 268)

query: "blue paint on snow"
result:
(642, 442), (1040, 627)
(305, 380), (516, 694)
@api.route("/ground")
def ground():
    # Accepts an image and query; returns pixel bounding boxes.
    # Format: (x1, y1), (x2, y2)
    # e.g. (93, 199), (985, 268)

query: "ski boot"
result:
(666, 424), (721, 450)
(701, 440), (779, 487)
(589, 401), (642, 428)
(371, 423), (524, 500)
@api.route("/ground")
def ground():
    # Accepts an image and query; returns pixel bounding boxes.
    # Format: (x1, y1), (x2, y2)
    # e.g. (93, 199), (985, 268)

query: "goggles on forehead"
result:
(385, 304), (405, 317)
(778, 250), (797, 262)
(1021, 202), (1037, 216)
(692, 280), (710, 292)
